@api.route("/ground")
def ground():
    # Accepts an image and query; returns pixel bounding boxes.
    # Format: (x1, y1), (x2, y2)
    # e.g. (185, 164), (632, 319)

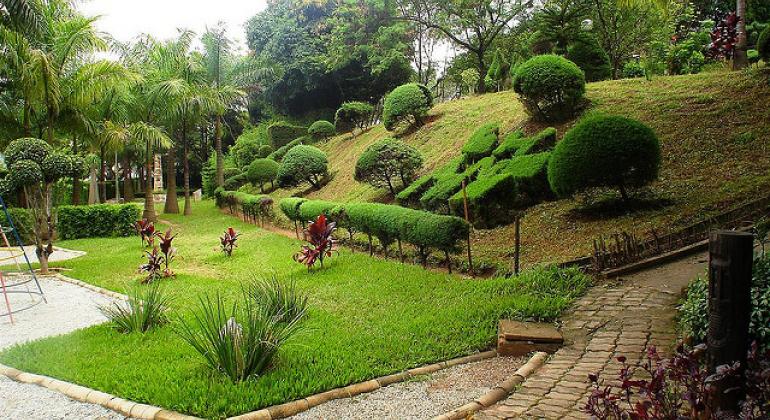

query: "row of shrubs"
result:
(214, 188), (274, 222)
(279, 197), (470, 261)
(57, 204), (141, 239)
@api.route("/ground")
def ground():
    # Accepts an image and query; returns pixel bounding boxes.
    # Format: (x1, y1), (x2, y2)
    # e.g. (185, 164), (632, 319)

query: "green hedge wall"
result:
(449, 174), (519, 228)
(492, 130), (524, 159)
(214, 189), (274, 221)
(298, 200), (337, 223)
(4, 207), (34, 245)
(57, 204), (141, 240)
(267, 122), (308, 148)
(278, 197), (307, 222)
(395, 174), (435, 208)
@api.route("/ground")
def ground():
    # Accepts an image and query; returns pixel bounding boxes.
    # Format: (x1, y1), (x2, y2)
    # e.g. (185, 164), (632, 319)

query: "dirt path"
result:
(475, 252), (708, 419)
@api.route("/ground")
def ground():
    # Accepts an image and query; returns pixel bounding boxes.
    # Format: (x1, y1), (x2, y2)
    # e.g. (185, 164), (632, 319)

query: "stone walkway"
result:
(476, 252), (708, 419)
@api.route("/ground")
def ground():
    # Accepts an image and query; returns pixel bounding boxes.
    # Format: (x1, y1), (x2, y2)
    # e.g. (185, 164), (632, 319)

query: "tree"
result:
(247, 158), (279, 192)
(382, 83), (433, 131)
(2, 137), (77, 274)
(276, 145), (328, 189)
(354, 138), (423, 195)
(308, 120), (336, 142)
(734, 0), (748, 69)
(534, 0), (592, 54)
(513, 55), (585, 122)
(397, 0), (532, 93)
(335, 101), (374, 134)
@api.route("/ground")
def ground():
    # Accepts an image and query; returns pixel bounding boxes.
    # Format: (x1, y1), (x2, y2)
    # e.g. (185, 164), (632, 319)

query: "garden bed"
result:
(0, 201), (589, 419)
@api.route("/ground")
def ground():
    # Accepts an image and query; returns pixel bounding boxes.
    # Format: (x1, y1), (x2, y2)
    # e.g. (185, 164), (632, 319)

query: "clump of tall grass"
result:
(176, 277), (308, 382)
(100, 284), (171, 333)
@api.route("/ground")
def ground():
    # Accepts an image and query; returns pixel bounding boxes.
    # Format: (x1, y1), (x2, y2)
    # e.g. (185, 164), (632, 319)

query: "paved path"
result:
(475, 252), (708, 420)
(0, 245), (85, 265)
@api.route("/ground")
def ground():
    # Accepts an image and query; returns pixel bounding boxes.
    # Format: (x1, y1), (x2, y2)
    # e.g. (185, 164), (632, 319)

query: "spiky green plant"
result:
(100, 284), (171, 333)
(246, 276), (308, 324)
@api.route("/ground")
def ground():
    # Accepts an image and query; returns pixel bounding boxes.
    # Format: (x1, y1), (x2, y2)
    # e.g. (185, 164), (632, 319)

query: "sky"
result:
(77, 0), (269, 53)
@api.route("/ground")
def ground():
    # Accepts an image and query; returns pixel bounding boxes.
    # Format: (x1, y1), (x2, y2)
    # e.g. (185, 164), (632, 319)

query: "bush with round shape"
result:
(41, 152), (74, 182)
(566, 36), (611, 82)
(224, 173), (248, 191)
(247, 159), (279, 192)
(758, 25), (770, 62)
(622, 62), (646, 79)
(267, 121), (307, 148)
(382, 83), (433, 131)
(277, 145), (328, 188)
(354, 138), (423, 195)
(4, 137), (52, 166)
(335, 101), (374, 134)
(547, 115), (660, 201)
(9, 160), (43, 187)
(257, 144), (274, 159)
(513, 55), (586, 122)
(233, 138), (263, 169)
(308, 120), (336, 142)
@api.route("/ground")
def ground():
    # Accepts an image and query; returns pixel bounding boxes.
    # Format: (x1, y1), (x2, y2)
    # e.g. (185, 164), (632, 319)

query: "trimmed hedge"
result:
(298, 200), (337, 223)
(420, 172), (467, 213)
(247, 159), (279, 191)
(308, 120), (336, 141)
(462, 123), (500, 162)
(395, 174), (435, 208)
(513, 55), (585, 122)
(267, 137), (305, 162)
(383, 83), (433, 131)
(5, 207), (34, 245)
(514, 127), (557, 156)
(335, 101), (374, 133)
(276, 145), (328, 188)
(282, 199), (470, 258)
(354, 138), (423, 194)
(278, 197), (307, 222)
(214, 190), (274, 221)
(267, 122), (307, 148)
(449, 174), (519, 228)
(57, 204), (141, 239)
(492, 130), (524, 159)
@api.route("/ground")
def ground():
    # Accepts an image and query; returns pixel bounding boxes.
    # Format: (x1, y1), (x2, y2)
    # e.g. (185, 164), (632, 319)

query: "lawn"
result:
(0, 201), (588, 419)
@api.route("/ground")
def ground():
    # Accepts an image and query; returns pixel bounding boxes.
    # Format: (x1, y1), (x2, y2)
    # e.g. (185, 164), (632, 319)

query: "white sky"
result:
(77, 0), (269, 53)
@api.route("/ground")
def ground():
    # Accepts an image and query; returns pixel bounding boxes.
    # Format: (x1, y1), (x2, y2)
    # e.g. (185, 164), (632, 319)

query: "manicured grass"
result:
(0, 201), (589, 419)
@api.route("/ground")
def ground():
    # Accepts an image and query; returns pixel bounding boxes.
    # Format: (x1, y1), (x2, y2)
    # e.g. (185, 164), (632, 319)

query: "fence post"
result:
(513, 214), (521, 275)
(461, 179), (473, 276)
(707, 230), (753, 413)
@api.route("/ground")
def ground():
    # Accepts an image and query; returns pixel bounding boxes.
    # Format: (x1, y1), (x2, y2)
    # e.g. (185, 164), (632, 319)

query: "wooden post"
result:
(707, 231), (753, 413)
(445, 251), (451, 274)
(461, 179), (474, 276)
(398, 239), (404, 263)
(513, 214), (521, 276)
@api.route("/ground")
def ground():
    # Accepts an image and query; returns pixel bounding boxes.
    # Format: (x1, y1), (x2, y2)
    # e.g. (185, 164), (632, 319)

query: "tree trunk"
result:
(733, 0), (748, 70)
(618, 181), (629, 201)
(183, 122), (192, 216)
(476, 50), (487, 94)
(215, 116), (224, 187)
(22, 101), (31, 137)
(164, 145), (179, 214)
(142, 144), (157, 222)
(123, 154), (134, 201)
(46, 108), (54, 144)
(72, 137), (81, 205)
(99, 147), (107, 203)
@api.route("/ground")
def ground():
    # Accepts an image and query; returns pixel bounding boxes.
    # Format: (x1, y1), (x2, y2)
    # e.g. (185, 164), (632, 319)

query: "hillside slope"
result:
(275, 69), (770, 270)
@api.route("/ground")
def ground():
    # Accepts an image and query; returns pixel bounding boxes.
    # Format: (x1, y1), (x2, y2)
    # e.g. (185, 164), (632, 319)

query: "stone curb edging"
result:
(227, 350), (499, 420)
(430, 351), (549, 420)
(52, 273), (129, 301)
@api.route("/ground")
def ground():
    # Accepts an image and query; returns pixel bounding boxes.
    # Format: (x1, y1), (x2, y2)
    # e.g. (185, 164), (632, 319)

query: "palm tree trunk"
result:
(164, 143), (179, 214)
(22, 101), (31, 137)
(72, 136), (81, 205)
(733, 0), (748, 69)
(182, 120), (192, 216)
(122, 154), (134, 201)
(99, 147), (107, 203)
(215, 115), (224, 187)
(142, 143), (157, 222)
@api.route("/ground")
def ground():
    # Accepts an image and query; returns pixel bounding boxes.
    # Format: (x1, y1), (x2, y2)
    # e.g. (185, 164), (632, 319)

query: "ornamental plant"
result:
(334, 101), (374, 134)
(221, 227), (239, 257)
(139, 247), (165, 284)
(100, 283), (171, 333)
(156, 228), (176, 278)
(135, 219), (156, 247)
(2, 138), (78, 274)
(354, 138), (423, 195)
(382, 83), (433, 131)
(294, 214), (337, 269)
(308, 120), (336, 142)
(513, 55), (586, 122)
(247, 158), (279, 193)
(276, 145), (329, 189)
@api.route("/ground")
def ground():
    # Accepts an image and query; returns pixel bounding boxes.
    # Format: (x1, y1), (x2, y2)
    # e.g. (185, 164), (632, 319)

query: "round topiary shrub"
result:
(9, 159), (44, 187)
(548, 115), (661, 200)
(335, 101), (374, 134)
(566, 36), (611, 82)
(758, 25), (770, 62)
(382, 83), (433, 131)
(308, 120), (336, 142)
(4, 137), (52, 166)
(257, 144), (274, 158)
(354, 138), (423, 195)
(41, 152), (74, 182)
(277, 145), (329, 188)
(513, 55), (586, 122)
(622, 62), (646, 79)
(247, 158), (280, 192)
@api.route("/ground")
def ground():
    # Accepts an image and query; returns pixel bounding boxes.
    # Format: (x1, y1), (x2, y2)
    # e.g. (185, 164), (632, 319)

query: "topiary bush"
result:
(257, 144), (274, 159)
(308, 120), (336, 142)
(395, 174), (435, 208)
(279, 197), (307, 223)
(247, 159), (279, 192)
(513, 127), (557, 157)
(758, 24), (770, 62)
(622, 61), (646, 79)
(382, 83), (433, 131)
(297, 200), (337, 224)
(334, 101), (374, 134)
(548, 115), (660, 201)
(462, 123), (500, 163)
(267, 138), (305, 162)
(354, 138), (423, 195)
(57, 204), (141, 239)
(233, 138), (264, 169)
(276, 145), (328, 189)
(224, 173), (248, 191)
(566, 36), (611, 82)
(267, 122), (307, 148)
(513, 54), (586, 122)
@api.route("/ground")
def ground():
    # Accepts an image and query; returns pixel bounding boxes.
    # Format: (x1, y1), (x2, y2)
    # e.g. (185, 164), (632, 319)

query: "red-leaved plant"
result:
(139, 247), (165, 284)
(584, 342), (770, 419)
(135, 219), (156, 247)
(155, 228), (176, 277)
(220, 227), (239, 256)
(294, 214), (337, 269)
(708, 12), (740, 60)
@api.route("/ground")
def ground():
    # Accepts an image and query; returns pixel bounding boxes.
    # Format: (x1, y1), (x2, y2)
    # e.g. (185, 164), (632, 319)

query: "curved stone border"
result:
(53, 273), (128, 301)
(431, 351), (549, 420)
(227, 350), (499, 420)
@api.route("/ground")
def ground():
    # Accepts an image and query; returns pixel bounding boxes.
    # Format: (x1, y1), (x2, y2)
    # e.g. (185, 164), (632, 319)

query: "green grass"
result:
(0, 201), (589, 419)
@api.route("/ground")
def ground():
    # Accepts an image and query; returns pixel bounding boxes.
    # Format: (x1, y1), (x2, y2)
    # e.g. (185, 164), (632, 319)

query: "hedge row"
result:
(57, 204), (140, 239)
(5, 207), (34, 244)
(462, 123), (500, 162)
(214, 188), (274, 221)
(280, 198), (470, 257)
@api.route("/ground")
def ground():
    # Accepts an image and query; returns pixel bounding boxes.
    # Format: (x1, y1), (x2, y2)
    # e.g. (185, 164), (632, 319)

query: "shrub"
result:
(334, 101), (374, 133)
(294, 214), (337, 269)
(220, 227), (239, 257)
(267, 121), (307, 148)
(513, 54), (585, 122)
(420, 172), (467, 213)
(513, 127), (557, 157)
(247, 159), (279, 192)
(4, 137), (52, 166)
(308, 120), (336, 142)
(279, 197), (307, 222)
(257, 144), (274, 159)
(176, 289), (305, 382)
(565, 36), (611, 82)
(548, 115), (660, 200)
(224, 173), (248, 191)
(276, 145), (328, 188)
(298, 200), (337, 223)
(267, 137), (305, 162)
(57, 204), (141, 239)
(5, 207), (34, 245)
(622, 61), (646, 78)
(354, 138), (423, 195)
(382, 83), (433, 131)
(245, 276), (308, 324)
(492, 130), (524, 159)
(395, 174), (434, 208)
(232, 138), (263, 169)
(462, 123), (500, 163)
(99, 283), (171, 333)
(759, 25), (770, 62)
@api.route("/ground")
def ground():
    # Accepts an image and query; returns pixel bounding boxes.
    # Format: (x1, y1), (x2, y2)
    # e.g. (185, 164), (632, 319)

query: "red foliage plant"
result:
(708, 12), (740, 59)
(294, 214), (337, 269)
(135, 219), (156, 247)
(220, 227), (239, 256)
(155, 228), (176, 277)
(139, 247), (165, 284)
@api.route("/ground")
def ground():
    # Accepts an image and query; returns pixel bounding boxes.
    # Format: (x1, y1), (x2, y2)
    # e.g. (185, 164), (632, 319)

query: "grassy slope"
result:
(0, 201), (587, 419)
(278, 70), (770, 269)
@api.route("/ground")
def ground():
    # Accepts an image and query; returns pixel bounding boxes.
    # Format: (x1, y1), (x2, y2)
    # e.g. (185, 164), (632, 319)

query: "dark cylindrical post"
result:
(513, 214), (521, 276)
(707, 230), (753, 412)
(461, 179), (474, 277)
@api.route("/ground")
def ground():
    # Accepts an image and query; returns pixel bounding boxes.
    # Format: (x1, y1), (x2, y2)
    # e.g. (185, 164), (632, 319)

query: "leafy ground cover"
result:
(0, 201), (589, 419)
(273, 70), (770, 271)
